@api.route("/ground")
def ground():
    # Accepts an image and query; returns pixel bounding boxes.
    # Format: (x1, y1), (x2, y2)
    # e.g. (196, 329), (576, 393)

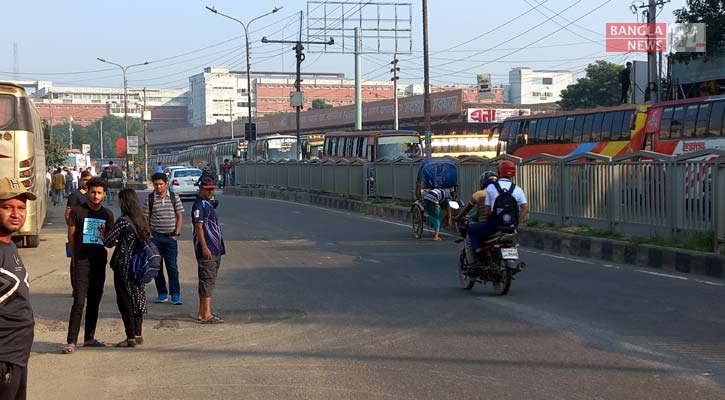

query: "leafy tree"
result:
(50, 115), (143, 159)
(672, 0), (725, 63)
(311, 98), (333, 109)
(45, 136), (68, 168)
(558, 60), (623, 111)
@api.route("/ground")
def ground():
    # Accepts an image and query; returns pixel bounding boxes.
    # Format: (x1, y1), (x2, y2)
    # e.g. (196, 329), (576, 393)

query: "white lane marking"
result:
(602, 264), (622, 270)
(635, 270), (689, 281)
(694, 279), (724, 287)
(548, 254), (595, 265)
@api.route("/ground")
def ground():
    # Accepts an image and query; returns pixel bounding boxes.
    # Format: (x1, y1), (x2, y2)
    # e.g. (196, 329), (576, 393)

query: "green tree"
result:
(311, 98), (333, 109)
(558, 60), (622, 111)
(672, 0), (725, 63)
(46, 136), (68, 168)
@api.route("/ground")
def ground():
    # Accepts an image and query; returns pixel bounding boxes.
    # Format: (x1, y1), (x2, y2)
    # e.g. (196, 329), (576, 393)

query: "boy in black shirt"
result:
(64, 170), (92, 225)
(63, 178), (114, 354)
(0, 177), (37, 400)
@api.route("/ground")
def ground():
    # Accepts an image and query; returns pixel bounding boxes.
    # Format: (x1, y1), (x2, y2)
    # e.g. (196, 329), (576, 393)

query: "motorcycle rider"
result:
(469, 160), (528, 265)
(455, 171), (498, 265)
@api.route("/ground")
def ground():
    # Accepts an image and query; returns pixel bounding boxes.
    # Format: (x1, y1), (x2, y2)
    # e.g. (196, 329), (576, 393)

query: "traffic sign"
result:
(244, 123), (257, 141)
(82, 143), (91, 154)
(127, 135), (139, 155)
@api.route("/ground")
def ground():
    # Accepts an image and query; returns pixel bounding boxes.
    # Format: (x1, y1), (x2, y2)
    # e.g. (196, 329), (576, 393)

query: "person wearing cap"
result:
(0, 177), (36, 400)
(191, 176), (225, 324)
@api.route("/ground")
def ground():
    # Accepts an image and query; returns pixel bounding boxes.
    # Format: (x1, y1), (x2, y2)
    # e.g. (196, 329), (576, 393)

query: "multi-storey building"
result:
(505, 67), (573, 105)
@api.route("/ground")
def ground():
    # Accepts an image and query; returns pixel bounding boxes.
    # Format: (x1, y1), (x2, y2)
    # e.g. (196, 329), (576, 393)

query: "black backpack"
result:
(148, 192), (178, 216)
(492, 180), (519, 231)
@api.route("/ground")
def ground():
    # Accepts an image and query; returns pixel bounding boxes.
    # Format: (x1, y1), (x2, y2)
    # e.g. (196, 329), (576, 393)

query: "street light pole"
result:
(206, 5), (283, 159)
(96, 57), (149, 173)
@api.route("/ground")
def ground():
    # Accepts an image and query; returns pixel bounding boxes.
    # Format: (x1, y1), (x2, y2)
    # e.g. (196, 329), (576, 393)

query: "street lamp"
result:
(206, 5), (283, 158)
(96, 57), (149, 173)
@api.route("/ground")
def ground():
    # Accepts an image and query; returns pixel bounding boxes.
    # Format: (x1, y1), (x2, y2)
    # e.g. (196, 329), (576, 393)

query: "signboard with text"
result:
(467, 108), (530, 123)
(127, 135), (139, 155)
(606, 23), (667, 52)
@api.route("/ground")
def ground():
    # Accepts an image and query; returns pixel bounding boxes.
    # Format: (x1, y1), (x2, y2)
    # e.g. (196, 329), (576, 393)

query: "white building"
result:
(188, 67), (251, 127)
(506, 67), (572, 104)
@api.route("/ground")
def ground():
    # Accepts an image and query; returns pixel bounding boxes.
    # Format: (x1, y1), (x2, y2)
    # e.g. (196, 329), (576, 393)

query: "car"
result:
(169, 168), (202, 198)
(164, 165), (188, 177)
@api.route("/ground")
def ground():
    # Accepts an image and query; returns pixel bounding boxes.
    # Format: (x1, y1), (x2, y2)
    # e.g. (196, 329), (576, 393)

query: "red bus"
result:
(498, 103), (650, 158)
(322, 130), (422, 161)
(642, 95), (725, 156)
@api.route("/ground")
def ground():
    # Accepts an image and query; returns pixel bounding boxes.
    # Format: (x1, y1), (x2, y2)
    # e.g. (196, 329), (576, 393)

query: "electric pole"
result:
(143, 88), (148, 182)
(422, 0), (432, 157)
(229, 98), (234, 139)
(647, 0), (660, 102)
(391, 55), (400, 130)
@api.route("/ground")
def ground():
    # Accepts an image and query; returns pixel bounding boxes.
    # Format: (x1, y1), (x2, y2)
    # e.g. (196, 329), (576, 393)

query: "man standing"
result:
(63, 178), (114, 354)
(65, 171), (92, 225)
(0, 178), (36, 400)
(52, 168), (65, 207)
(192, 176), (225, 324)
(155, 162), (164, 174)
(620, 62), (632, 104)
(144, 173), (184, 305)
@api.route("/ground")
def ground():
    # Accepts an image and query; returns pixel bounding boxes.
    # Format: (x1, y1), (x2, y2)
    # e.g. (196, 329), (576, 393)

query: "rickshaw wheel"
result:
(411, 207), (424, 239)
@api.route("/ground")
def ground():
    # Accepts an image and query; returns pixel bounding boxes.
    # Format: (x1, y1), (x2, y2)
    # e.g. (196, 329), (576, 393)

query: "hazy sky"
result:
(1, 0), (687, 89)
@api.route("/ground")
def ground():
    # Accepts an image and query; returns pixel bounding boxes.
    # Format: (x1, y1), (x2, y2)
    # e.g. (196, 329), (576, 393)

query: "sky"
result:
(1, 0), (688, 89)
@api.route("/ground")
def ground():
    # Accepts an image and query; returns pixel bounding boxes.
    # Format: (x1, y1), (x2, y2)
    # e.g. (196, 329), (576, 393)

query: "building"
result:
(505, 67), (572, 105)
(9, 80), (189, 129)
(187, 67), (395, 127)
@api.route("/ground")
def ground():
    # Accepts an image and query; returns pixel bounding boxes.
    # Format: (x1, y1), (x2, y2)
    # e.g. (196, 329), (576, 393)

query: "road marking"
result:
(635, 270), (689, 281)
(602, 264), (622, 269)
(694, 279), (724, 287)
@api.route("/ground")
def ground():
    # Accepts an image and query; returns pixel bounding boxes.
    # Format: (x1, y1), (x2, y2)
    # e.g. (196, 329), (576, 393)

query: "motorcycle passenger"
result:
(423, 188), (452, 241)
(471, 160), (528, 263)
(455, 171), (498, 265)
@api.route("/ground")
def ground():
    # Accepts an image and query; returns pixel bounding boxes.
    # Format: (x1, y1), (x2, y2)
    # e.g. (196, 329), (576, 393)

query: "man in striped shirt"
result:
(143, 173), (185, 305)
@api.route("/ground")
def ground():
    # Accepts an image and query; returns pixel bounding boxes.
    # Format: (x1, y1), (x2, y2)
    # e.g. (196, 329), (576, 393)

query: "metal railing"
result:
(234, 150), (725, 253)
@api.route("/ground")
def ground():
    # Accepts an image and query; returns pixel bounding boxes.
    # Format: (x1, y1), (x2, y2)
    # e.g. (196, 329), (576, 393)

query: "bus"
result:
(302, 134), (325, 160)
(253, 134), (298, 160)
(322, 130), (422, 161)
(429, 133), (498, 158)
(0, 82), (47, 247)
(642, 95), (725, 155)
(498, 103), (650, 158)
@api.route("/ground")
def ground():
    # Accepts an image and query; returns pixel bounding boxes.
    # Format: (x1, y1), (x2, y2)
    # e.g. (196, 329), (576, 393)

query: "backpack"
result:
(491, 180), (519, 231)
(148, 192), (178, 216)
(112, 167), (123, 179)
(121, 217), (162, 284)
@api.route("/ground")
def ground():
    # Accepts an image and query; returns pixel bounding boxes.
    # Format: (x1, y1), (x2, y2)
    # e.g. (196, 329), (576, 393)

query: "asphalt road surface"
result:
(24, 193), (725, 399)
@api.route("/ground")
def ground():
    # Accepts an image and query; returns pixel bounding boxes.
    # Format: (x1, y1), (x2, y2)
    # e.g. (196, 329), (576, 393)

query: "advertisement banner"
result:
(467, 108), (530, 123)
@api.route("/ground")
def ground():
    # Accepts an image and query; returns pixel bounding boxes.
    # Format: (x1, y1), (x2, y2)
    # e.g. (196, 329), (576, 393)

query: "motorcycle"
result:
(455, 218), (526, 295)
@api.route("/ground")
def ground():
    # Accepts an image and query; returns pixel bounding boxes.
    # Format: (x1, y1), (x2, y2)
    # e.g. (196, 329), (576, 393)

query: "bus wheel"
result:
(25, 235), (40, 248)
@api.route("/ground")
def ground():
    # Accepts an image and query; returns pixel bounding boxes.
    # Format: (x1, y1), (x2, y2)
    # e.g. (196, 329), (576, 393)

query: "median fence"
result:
(235, 150), (725, 254)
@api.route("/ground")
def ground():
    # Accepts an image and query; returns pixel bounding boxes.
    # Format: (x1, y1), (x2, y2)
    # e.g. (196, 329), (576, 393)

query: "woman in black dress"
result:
(104, 188), (150, 347)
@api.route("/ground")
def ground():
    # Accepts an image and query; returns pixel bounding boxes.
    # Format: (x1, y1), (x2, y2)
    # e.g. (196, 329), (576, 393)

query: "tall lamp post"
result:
(96, 57), (149, 174)
(206, 5), (283, 159)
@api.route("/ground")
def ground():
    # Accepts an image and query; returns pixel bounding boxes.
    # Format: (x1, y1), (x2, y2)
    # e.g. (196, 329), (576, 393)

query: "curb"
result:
(224, 186), (724, 280)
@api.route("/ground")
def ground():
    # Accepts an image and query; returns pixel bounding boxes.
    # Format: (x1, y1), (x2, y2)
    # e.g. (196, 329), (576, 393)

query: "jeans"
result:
(53, 189), (64, 205)
(153, 235), (180, 296)
(67, 256), (107, 344)
(468, 219), (498, 253)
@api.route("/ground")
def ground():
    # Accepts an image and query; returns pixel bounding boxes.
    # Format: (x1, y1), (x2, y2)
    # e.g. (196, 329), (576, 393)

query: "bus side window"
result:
(671, 106), (685, 138)
(562, 117), (575, 142)
(529, 120), (540, 144)
(600, 112), (614, 141)
(538, 118), (549, 143)
(610, 111), (625, 140)
(708, 100), (725, 136)
(695, 103), (710, 137)
(683, 104), (699, 138)
(572, 115), (585, 142)
(582, 114), (594, 142)
(659, 107), (673, 139)
(368, 144), (375, 161)
(591, 112), (604, 141)
(521, 120), (531, 144)
(620, 110), (634, 140)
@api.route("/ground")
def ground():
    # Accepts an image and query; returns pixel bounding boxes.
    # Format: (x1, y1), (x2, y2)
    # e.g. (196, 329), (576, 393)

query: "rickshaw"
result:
(410, 157), (460, 239)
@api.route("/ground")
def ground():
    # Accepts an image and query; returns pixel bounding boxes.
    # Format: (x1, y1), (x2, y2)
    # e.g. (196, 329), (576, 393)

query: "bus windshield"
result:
(0, 96), (14, 129)
(267, 138), (298, 160)
(377, 136), (422, 159)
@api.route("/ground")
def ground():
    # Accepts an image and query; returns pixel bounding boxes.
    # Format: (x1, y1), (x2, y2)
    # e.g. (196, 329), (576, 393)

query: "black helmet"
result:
(479, 171), (498, 189)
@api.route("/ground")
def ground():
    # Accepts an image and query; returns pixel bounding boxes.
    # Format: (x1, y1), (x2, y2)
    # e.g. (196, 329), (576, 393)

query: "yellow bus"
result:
(0, 82), (47, 247)
(429, 133), (499, 158)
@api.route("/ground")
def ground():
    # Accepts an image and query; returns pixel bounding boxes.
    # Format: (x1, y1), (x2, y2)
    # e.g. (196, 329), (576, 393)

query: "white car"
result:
(169, 168), (202, 198)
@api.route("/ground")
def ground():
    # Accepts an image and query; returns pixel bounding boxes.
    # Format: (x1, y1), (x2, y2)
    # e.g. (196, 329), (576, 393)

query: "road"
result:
(23, 193), (725, 399)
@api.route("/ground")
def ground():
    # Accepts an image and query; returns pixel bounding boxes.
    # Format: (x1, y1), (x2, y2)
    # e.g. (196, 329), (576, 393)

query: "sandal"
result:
(62, 343), (76, 354)
(116, 339), (137, 348)
(83, 339), (106, 347)
(135, 336), (144, 345)
(197, 315), (224, 324)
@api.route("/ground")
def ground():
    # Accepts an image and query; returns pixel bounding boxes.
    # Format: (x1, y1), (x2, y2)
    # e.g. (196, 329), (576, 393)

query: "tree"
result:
(672, 0), (725, 63)
(46, 136), (68, 168)
(311, 98), (333, 109)
(558, 60), (623, 111)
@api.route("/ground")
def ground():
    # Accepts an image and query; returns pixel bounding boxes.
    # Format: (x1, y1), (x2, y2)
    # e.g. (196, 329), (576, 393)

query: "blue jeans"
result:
(468, 219), (498, 252)
(152, 235), (180, 296)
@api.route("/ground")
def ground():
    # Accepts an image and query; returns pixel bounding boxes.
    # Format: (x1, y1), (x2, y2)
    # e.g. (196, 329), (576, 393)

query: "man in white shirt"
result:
(71, 168), (80, 191)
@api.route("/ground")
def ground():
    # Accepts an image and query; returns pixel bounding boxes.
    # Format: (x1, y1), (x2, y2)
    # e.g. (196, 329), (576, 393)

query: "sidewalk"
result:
(224, 186), (724, 280)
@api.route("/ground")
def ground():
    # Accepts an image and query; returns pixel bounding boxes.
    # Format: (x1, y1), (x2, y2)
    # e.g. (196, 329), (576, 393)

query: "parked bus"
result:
(642, 95), (725, 155)
(429, 133), (498, 158)
(253, 134), (298, 160)
(322, 130), (422, 161)
(0, 82), (47, 247)
(498, 103), (649, 158)
(302, 134), (325, 160)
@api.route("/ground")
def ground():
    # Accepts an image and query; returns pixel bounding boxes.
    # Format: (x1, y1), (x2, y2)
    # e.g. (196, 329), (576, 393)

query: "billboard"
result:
(467, 108), (531, 123)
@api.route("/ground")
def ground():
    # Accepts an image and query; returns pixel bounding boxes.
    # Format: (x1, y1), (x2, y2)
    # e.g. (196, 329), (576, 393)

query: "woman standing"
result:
(104, 188), (149, 347)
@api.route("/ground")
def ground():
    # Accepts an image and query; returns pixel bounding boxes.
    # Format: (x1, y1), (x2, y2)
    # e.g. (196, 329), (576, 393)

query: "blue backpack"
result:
(122, 217), (162, 283)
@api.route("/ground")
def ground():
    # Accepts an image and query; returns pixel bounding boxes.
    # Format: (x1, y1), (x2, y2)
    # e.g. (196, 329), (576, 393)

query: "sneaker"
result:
(155, 294), (168, 303)
(171, 294), (183, 305)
